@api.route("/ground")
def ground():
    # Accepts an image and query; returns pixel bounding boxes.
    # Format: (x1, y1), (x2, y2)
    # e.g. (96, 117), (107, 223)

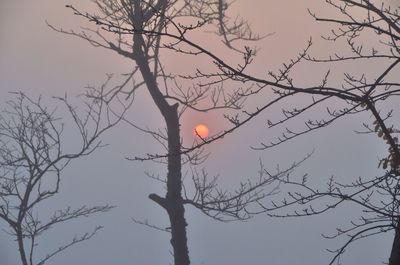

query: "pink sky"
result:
(0, 1), (396, 265)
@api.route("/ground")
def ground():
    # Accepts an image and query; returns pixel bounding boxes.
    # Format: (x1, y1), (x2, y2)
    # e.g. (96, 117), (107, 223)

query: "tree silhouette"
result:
(0, 88), (127, 265)
(260, 1), (400, 264)
(47, 0), (400, 264)
(48, 1), (303, 264)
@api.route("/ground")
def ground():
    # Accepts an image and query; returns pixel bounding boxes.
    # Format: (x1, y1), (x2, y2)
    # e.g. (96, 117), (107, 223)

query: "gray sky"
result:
(0, 1), (397, 265)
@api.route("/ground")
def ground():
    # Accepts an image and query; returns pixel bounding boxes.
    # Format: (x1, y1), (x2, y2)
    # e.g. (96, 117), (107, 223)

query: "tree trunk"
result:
(164, 106), (190, 265)
(389, 221), (400, 265)
(131, 15), (190, 263)
(147, 106), (190, 265)
(17, 230), (29, 265)
(144, 72), (190, 265)
(143, 77), (191, 265)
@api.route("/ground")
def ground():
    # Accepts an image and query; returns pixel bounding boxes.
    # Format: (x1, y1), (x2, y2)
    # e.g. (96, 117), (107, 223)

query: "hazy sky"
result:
(0, 1), (397, 265)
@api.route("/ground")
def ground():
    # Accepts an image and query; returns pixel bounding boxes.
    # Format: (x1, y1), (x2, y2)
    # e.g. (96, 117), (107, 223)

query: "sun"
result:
(193, 124), (209, 138)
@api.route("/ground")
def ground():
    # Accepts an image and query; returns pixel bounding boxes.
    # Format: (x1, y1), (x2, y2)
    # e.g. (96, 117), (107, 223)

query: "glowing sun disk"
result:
(193, 124), (209, 138)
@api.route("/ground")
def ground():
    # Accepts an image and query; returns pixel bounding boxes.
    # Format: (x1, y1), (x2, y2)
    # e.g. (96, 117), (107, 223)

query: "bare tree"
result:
(253, 1), (400, 264)
(150, 1), (398, 264)
(46, 1), (301, 265)
(47, 0), (400, 264)
(0, 88), (128, 265)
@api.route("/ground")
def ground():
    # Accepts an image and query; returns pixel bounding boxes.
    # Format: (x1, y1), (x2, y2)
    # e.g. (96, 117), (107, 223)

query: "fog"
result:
(0, 1), (397, 265)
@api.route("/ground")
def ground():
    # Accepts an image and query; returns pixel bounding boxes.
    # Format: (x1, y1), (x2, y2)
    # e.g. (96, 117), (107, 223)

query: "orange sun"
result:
(193, 124), (209, 138)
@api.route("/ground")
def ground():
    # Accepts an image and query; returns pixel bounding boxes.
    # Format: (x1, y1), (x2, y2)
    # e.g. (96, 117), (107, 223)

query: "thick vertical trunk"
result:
(389, 222), (400, 265)
(147, 105), (190, 265)
(131, 13), (190, 263)
(17, 230), (29, 265)
(147, 107), (190, 265)
(145, 84), (190, 265)
(164, 106), (190, 265)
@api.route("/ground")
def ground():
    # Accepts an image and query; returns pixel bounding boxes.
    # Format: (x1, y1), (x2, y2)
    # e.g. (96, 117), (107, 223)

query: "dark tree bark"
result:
(164, 107), (190, 265)
(137, 41), (190, 265)
(130, 3), (190, 263)
(389, 222), (400, 265)
(138, 40), (190, 265)
(17, 230), (29, 265)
